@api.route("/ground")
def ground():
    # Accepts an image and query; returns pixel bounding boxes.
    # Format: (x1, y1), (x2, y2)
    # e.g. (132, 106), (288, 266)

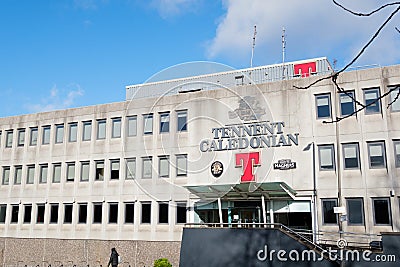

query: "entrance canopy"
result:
(184, 182), (296, 200)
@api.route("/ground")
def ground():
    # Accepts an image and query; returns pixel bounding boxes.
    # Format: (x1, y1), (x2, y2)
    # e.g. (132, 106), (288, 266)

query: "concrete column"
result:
(261, 195), (267, 225)
(218, 198), (223, 226)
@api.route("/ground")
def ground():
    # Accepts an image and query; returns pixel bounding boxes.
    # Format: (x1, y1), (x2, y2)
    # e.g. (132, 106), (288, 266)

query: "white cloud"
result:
(150, 0), (201, 18)
(207, 0), (400, 68)
(26, 84), (84, 113)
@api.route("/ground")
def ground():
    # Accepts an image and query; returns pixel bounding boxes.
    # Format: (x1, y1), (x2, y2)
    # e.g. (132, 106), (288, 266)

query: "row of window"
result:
(1, 155), (188, 185)
(315, 85), (400, 119)
(0, 201), (187, 225)
(318, 140), (400, 170)
(0, 110), (188, 148)
(322, 197), (395, 226)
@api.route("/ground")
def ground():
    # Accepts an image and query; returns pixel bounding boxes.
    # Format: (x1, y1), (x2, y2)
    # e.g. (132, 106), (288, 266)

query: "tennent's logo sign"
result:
(294, 61), (317, 77)
(235, 152), (260, 182)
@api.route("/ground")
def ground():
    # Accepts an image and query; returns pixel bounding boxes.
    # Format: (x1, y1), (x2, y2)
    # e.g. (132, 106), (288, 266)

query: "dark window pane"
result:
(37, 205), (45, 223)
(24, 205), (32, 223)
(0, 205), (6, 223)
(347, 199), (364, 225)
(125, 203), (135, 224)
(322, 199), (337, 224)
(50, 204), (59, 224)
(64, 204), (73, 223)
(93, 204), (102, 224)
(109, 203), (118, 223)
(141, 203), (151, 224)
(374, 199), (391, 225)
(159, 203), (169, 224)
(79, 204), (87, 223)
(11, 205), (19, 223)
(177, 204), (187, 224)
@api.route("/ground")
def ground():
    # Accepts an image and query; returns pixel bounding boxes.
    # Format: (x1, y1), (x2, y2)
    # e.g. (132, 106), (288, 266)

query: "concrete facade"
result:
(0, 59), (399, 263)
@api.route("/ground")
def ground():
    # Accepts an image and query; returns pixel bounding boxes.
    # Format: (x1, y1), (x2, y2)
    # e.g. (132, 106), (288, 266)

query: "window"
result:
(97, 119), (106, 140)
(112, 118), (121, 138)
(95, 161), (104, 181)
(50, 204), (59, 224)
(110, 160), (120, 180)
(64, 204), (73, 224)
(82, 121), (92, 141)
(364, 88), (381, 114)
(17, 129), (25, 146)
(93, 203), (102, 224)
(11, 205), (19, 223)
(30, 127), (38, 145)
(158, 202), (169, 224)
(52, 163), (61, 183)
(42, 126), (51, 145)
(342, 143), (360, 169)
(39, 164), (48, 183)
(23, 205), (32, 224)
(36, 204), (45, 223)
(125, 202), (135, 224)
(66, 162), (75, 182)
(394, 140), (400, 167)
(6, 130), (13, 148)
(78, 203), (87, 223)
(389, 85), (400, 112)
(346, 198), (364, 225)
(141, 202), (151, 224)
(69, 123), (78, 142)
(26, 165), (35, 184)
(55, 124), (64, 143)
(315, 94), (331, 119)
(125, 158), (136, 180)
(14, 166), (22, 185)
(143, 114), (153, 135)
(160, 112), (170, 133)
(80, 161), (90, 181)
(368, 141), (386, 168)
(322, 199), (338, 224)
(159, 156), (170, 178)
(373, 198), (391, 225)
(109, 203), (118, 223)
(339, 91), (356, 116)
(0, 205), (6, 223)
(177, 110), (188, 132)
(2, 167), (10, 185)
(127, 116), (137, 136)
(142, 157), (152, 179)
(318, 145), (335, 170)
(176, 154), (188, 176)
(176, 202), (187, 224)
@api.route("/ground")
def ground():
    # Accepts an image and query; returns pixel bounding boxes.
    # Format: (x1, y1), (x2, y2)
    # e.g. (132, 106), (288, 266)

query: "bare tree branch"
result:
(396, 26), (400, 33)
(332, 0), (400, 16)
(323, 86), (399, 124)
(295, 3), (400, 91)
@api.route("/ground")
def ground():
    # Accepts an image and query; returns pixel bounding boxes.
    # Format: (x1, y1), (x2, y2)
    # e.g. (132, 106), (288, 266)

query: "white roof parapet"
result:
(125, 57), (332, 100)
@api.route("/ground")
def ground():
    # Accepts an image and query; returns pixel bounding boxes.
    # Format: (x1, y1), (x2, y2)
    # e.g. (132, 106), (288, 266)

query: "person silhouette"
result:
(107, 247), (119, 267)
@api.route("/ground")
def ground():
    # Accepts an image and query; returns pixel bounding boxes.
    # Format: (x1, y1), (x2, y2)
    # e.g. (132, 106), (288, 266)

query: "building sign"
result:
(294, 61), (317, 77)
(199, 121), (299, 152)
(273, 159), (296, 170)
(235, 152), (260, 182)
(210, 161), (223, 178)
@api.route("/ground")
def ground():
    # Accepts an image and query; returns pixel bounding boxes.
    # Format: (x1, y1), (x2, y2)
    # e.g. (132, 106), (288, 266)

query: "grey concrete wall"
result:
(0, 238), (180, 267)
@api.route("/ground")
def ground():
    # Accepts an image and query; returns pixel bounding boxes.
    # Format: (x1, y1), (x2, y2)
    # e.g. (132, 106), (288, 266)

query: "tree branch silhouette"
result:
(294, 1), (400, 122)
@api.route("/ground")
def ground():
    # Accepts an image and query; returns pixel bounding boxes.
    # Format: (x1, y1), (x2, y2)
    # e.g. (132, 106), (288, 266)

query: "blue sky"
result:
(1, 0), (399, 117)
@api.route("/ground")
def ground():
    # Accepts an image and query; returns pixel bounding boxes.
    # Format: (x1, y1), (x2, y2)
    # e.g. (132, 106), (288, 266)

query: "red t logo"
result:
(294, 62), (316, 77)
(235, 152), (260, 182)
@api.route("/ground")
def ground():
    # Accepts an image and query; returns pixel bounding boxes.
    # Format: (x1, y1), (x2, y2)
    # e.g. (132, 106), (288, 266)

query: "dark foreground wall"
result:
(0, 238), (180, 267)
(179, 228), (400, 267)
(179, 227), (337, 267)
